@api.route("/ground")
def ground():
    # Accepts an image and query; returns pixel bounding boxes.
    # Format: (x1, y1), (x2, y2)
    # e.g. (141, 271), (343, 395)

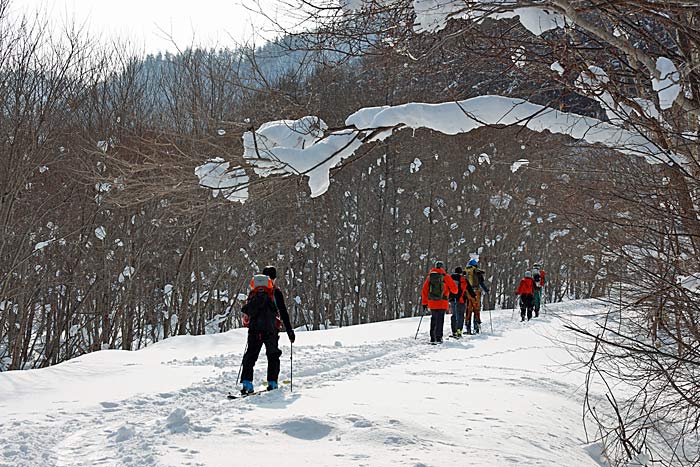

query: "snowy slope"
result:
(0, 300), (606, 467)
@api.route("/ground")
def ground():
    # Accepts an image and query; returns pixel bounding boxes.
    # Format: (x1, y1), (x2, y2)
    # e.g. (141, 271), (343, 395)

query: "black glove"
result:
(287, 329), (296, 343)
(422, 304), (428, 312)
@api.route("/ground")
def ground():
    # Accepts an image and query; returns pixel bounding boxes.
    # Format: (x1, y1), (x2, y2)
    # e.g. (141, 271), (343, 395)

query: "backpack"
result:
(243, 274), (280, 332)
(428, 272), (445, 301)
(533, 269), (541, 286)
(449, 274), (463, 302)
(466, 266), (479, 288)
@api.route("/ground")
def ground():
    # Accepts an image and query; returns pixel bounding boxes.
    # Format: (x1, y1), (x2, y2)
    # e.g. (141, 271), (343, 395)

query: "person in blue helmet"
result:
(464, 259), (490, 334)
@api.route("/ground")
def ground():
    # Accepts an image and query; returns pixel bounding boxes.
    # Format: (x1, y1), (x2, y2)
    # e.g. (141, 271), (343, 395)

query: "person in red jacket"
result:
(422, 261), (458, 344)
(516, 270), (536, 321)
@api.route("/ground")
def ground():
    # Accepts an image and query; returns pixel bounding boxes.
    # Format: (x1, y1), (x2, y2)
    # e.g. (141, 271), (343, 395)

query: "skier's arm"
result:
(421, 277), (430, 307)
(445, 275), (458, 295)
(478, 272), (490, 293)
(274, 289), (293, 331)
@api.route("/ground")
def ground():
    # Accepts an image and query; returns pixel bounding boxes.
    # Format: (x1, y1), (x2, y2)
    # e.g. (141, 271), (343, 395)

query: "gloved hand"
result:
(287, 329), (296, 343)
(422, 305), (428, 314)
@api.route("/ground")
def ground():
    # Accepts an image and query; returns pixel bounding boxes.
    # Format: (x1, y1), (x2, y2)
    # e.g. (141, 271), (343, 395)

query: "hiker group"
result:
(516, 263), (546, 321)
(421, 259), (490, 344)
(421, 259), (546, 343)
(237, 261), (547, 393)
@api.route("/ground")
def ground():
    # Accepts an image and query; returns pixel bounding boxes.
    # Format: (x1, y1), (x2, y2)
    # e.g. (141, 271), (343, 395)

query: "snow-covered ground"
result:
(0, 300), (607, 467)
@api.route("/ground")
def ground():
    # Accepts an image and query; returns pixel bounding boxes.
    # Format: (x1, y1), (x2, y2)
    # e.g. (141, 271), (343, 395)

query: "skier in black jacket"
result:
(240, 265), (295, 394)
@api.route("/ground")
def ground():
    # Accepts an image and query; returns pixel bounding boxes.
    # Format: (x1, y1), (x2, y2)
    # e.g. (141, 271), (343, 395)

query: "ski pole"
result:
(415, 312), (424, 339)
(488, 307), (493, 334)
(236, 341), (248, 385)
(543, 287), (547, 316)
(290, 342), (293, 393)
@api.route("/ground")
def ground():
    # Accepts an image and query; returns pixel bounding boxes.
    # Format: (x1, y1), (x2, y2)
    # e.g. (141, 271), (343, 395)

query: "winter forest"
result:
(1, 0), (699, 465)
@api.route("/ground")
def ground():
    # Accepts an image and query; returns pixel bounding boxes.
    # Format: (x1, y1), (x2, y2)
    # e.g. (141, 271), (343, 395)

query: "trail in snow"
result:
(0, 300), (607, 467)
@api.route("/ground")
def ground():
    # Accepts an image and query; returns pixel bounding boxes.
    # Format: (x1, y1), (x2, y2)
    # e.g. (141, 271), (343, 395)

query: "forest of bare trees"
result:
(0, 0), (613, 370)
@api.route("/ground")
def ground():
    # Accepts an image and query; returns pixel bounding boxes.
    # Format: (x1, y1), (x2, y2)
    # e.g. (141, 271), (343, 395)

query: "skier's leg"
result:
(264, 332), (282, 384)
(474, 291), (481, 333)
(436, 310), (445, 342)
(465, 304), (472, 334)
(457, 302), (466, 334)
(429, 309), (437, 342)
(241, 332), (264, 382)
(450, 302), (457, 335)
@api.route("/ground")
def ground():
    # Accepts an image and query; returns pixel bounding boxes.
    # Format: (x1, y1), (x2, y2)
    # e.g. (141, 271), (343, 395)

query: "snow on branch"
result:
(409, 0), (691, 117)
(195, 158), (249, 203)
(238, 95), (680, 198)
(412, 0), (565, 36)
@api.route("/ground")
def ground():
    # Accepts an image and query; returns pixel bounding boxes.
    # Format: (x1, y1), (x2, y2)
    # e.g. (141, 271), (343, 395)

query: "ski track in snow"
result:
(0, 300), (605, 467)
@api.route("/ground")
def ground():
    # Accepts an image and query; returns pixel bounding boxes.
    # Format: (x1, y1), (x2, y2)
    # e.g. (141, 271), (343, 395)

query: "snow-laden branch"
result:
(195, 158), (249, 203)
(236, 95), (680, 199)
(409, 0), (694, 119)
(412, 0), (565, 36)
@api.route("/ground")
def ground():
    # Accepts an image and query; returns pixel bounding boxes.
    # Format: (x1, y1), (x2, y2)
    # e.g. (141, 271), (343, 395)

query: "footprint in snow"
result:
(352, 419), (373, 428)
(278, 418), (333, 440)
(100, 402), (120, 411)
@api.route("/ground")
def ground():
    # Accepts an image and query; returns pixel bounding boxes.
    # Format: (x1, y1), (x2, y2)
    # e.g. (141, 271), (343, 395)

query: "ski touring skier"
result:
(421, 261), (458, 344)
(449, 267), (476, 338)
(240, 266), (295, 395)
(516, 270), (536, 321)
(532, 262), (546, 317)
(464, 259), (490, 334)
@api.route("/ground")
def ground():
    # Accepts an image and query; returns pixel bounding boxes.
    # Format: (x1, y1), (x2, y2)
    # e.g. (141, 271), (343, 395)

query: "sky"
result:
(12, 0), (283, 54)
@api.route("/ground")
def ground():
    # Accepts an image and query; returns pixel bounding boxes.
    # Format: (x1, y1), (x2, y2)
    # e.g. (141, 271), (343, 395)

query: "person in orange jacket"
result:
(516, 270), (536, 321)
(465, 259), (490, 334)
(421, 261), (458, 344)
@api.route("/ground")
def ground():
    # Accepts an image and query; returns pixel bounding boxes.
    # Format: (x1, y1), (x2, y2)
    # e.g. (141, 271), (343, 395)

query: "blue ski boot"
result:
(241, 380), (254, 395)
(267, 381), (278, 391)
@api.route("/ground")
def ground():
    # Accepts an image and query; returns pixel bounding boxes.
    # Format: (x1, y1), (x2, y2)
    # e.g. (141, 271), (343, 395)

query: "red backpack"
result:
(242, 274), (281, 332)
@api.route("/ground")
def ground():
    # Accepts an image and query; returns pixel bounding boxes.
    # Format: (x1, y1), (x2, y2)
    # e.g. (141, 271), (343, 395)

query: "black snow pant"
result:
(240, 331), (282, 383)
(450, 301), (466, 334)
(430, 309), (446, 343)
(520, 294), (534, 321)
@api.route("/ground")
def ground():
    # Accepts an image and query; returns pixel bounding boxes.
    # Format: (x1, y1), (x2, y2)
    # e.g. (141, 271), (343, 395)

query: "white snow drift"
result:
(0, 299), (611, 467)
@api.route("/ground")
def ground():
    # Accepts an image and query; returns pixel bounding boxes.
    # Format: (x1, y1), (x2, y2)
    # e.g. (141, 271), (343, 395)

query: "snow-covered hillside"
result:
(0, 300), (607, 467)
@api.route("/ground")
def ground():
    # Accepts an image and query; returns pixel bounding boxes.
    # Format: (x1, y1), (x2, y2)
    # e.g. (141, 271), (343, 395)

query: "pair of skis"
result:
(227, 389), (268, 400)
(227, 380), (292, 399)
